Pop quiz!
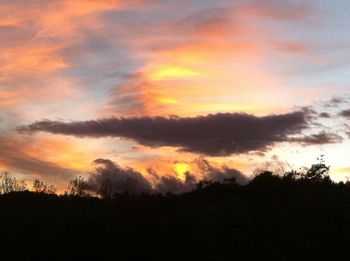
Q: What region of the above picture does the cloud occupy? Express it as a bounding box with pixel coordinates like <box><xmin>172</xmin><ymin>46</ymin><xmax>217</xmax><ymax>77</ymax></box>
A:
<box><xmin>319</xmin><ymin>112</ymin><xmax>331</xmax><ymax>118</ymax></box>
<box><xmin>148</xmin><ymin>168</ymin><xmax>197</xmax><ymax>194</ymax></box>
<box><xmin>339</xmin><ymin>109</ymin><xmax>350</xmax><ymax>118</ymax></box>
<box><xmin>324</xmin><ymin>96</ymin><xmax>347</xmax><ymax>108</ymax></box>
<box><xmin>18</xmin><ymin>110</ymin><xmax>310</xmax><ymax>156</ymax></box>
<box><xmin>88</xmin><ymin>158</ymin><xmax>247</xmax><ymax>195</ymax></box>
<box><xmin>0</xmin><ymin>128</ymin><xmax>100</xmax><ymax>191</ymax></box>
<box><xmin>195</xmin><ymin>158</ymin><xmax>248</xmax><ymax>185</ymax></box>
<box><xmin>290</xmin><ymin>132</ymin><xmax>343</xmax><ymax>145</ymax></box>
<box><xmin>148</xmin><ymin>158</ymin><xmax>247</xmax><ymax>194</ymax></box>
<box><xmin>0</xmin><ymin>0</ymin><xmax>143</xmax><ymax>109</ymax></box>
<box><xmin>237</xmin><ymin>0</ymin><xmax>315</xmax><ymax>22</ymax></box>
<box><xmin>1</xmin><ymin>152</ymin><xmax>76</xmax><ymax>179</ymax></box>
<box><xmin>0</xmin><ymin>136</ymin><xmax>80</xmax><ymax>188</ymax></box>
<box><xmin>104</xmin><ymin>0</ymin><xmax>317</xmax><ymax>117</ymax></box>
<box><xmin>88</xmin><ymin>158</ymin><xmax>196</xmax><ymax>195</ymax></box>
<box><xmin>89</xmin><ymin>158</ymin><xmax>152</xmax><ymax>195</ymax></box>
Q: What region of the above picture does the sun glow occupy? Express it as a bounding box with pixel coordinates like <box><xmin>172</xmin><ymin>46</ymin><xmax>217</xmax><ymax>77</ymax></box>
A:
<box><xmin>174</xmin><ymin>163</ymin><xmax>190</xmax><ymax>181</ymax></box>
<box><xmin>148</xmin><ymin>66</ymin><xmax>200</xmax><ymax>81</ymax></box>
<box><xmin>156</xmin><ymin>96</ymin><xmax>178</xmax><ymax>105</ymax></box>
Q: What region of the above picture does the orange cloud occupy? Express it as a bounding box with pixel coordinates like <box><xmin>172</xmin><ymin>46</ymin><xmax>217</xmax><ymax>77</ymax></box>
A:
<box><xmin>0</xmin><ymin>132</ymin><xmax>108</xmax><ymax>191</ymax></box>
<box><xmin>0</xmin><ymin>135</ymin><xmax>93</xmax><ymax>173</ymax></box>
<box><xmin>128</xmin><ymin>151</ymin><xmax>250</xmax><ymax>185</ymax></box>
<box><xmin>0</xmin><ymin>0</ymin><xmax>143</xmax><ymax>111</ymax></box>
<box><xmin>109</xmin><ymin>39</ymin><xmax>281</xmax><ymax>117</ymax></box>
<box><xmin>106</xmin><ymin>0</ymin><xmax>318</xmax><ymax>118</ymax></box>
<box><xmin>0</xmin><ymin>0</ymin><xmax>128</xmax><ymax>75</ymax></box>
<box><xmin>0</xmin><ymin>44</ymin><xmax>67</xmax><ymax>75</ymax></box>
<box><xmin>0</xmin><ymin>0</ymin><xmax>132</xmax><ymax>37</ymax></box>
<box><xmin>108</xmin><ymin>3</ymin><xmax>304</xmax><ymax>117</ymax></box>
<box><xmin>20</xmin><ymin>136</ymin><xmax>94</xmax><ymax>172</ymax></box>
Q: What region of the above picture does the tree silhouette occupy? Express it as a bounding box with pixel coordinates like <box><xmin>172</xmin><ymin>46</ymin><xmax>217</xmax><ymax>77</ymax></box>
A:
<box><xmin>303</xmin><ymin>155</ymin><xmax>330</xmax><ymax>181</ymax></box>
<box><xmin>32</xmin><ymin>178</ymin><xmax>57</xmax><ymax>194</ymax></box>
<box><xmin>66</xmin><ymin>176</ymin><xmax>94</xmax><ymax>197</ymax></box>
<box><xmin>0</xmin><ymin>172</ymin><xmax>27</xmax><ymax>194</ymax></box>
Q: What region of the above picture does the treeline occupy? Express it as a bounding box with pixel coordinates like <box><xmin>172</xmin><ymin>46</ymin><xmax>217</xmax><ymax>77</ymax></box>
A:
<box><xmin>1</xmin><ymin>158</ymin><xmax>350</xmax><ymax>259</ymax></box>
<box><xmin>0</xmin><ymin>156</ymin><xmax>332</xmax><ymax>197</ymax></box>
<box><xmin>0</xmin><ymin>172</ymin><xmax>57</xmax><ymax>195</ymax></box>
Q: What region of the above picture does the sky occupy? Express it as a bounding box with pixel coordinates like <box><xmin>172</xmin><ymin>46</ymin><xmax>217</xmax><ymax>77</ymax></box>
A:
<box><xmin>1</xmin><ymin>0</ymin><xmax>350</xmax><ymax>191</ymax></box>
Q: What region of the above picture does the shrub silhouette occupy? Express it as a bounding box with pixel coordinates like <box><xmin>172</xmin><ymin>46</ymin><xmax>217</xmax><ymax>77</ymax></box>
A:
<box><xmin>32</xmin><ymin>179</ymin><xmax>57</xmax><ymax>194</ymax></box>
<box><xmin>303</xmin><ymin>155</ymin><xmax>330</xmax><ymax>181</ymax></box>
<box><xmin>0</xmin><ymin>172</ymin><xmax>27</xmax><ymax>194</ymax></box>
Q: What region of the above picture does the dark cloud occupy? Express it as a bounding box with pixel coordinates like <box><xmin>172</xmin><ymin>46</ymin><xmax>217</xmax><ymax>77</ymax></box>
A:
<box><xmin>324</xmin><ymin>96</ymin><xmax>346</xmax><ymax>108</ymax></box>
<box><xmin>148</xmin><ymin>168</ymin><xmax>197</xmax><ymax>194</ymax></box>
<box><xmin>89</xmin><ymin>158</ymin><xmax>198</xmax><ymax>195</ymax></box>
<box><xmin>319</xmin><ymin>112</ymin><xmax>331</xmax><ymax>118</ymax></box>
<box><xmin>89</xmin><ymin>158</ymin><xmax>152</xmax><ymax>195</ymax></box>
<box><xmin>18</xmin><ymin>111</ymin><xmax>310</xmax><ymax>156</ymax></box>
<box><xmin>290</xmin><ymin>132</ymin><xmax>343</xmax><ymax>145</ymax></box>
<box><xmin>196</xmin><ymin>158</ymin><xmax>248</xmax><ymax>185</ymax></box>
<box><xmin>88</xmin><ymin>158</ymin><xmax>248</xmax><ymax>195</ymax></box>
<box><xmin>339</xmin><ymin>109</ymin><xmax>350</xmax><ymax>118</ymax></box>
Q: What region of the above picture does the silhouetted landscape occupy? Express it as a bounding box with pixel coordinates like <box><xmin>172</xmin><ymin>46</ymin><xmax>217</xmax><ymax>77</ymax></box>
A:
<box><xmin>1</xmin><ymin>158</ymin><xmax>350</xmax><ymax>260</ymax></box>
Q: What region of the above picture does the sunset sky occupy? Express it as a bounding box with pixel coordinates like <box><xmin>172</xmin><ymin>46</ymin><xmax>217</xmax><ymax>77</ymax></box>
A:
<box><xmin>1</xmin><ymin>0</ymin><xmax>350</xmax><ymax>190</ymax></box>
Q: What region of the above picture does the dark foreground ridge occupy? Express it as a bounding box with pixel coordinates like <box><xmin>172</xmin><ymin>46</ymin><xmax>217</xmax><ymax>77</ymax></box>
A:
<box><xmin>1</xmin><ymin>161</ymin><xmax>350</xmax><ymax>260</ymax></box>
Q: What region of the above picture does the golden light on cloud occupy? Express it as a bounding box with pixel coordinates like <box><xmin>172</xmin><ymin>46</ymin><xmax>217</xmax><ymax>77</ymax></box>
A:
<box><xmin>156</xmin><ymin>96</ymin><xmax>178</xmax><ymax>105</ymax></box>
<box><xmin>148</xmin><ymin>65</ymin><xmax>201</xmax><ymax>81</ymax></box>
<box><xmin>110</xmin><ymin>14</ymin><xmax>284</xmax><ymax>118</ymax></box>
<box><xmin>18</xmin><ymin>136</ymin><xmax>94</xmax><ymax>172</ymax></box>
<box><xmin>174</xmin><ymin>162</ymin><xmax>190</xmax><ymax>181</ymax></box>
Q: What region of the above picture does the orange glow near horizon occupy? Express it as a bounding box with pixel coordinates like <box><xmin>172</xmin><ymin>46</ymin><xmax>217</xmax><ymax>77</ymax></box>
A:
<box><xmin>0</xmin><ymin>135</ymin><xmax>100</xmax><ymax>178</ymax></box>
<box><xmin>174</xmin><ymin>163</ymin><xmax>190</xmax><ymax>181</ymax></box>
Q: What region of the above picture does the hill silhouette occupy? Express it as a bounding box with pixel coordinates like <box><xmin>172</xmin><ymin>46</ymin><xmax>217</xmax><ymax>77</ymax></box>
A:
<box><xmin>1</xmin><ymin>158</ymin><xmax>350</xmax><ymax>260</ymax></box>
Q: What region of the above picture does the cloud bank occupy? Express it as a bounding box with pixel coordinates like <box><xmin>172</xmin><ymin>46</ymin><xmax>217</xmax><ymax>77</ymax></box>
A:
<box><xmin>19</xmin><ymin>111</ymin><xmax>311</xmax><ymax>156</ymax></box>
<box><xmin>89</xmin><ymin>158</ymin><xmax>248</xmax><ymax>195</ymax></box>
